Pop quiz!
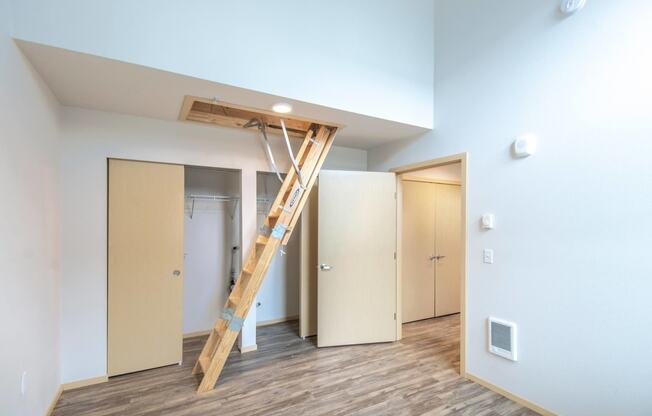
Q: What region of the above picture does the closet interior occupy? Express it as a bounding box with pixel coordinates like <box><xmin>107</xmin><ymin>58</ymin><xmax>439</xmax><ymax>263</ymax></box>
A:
<box><xmin>255</xmin><ymin>171</ymin><xmax>301</xmax><ymax>328</ymax></box>
<box><xmin>183</xmin><ymin>166</ymin><xmax>242</xmax><ymax>335</ymax></box>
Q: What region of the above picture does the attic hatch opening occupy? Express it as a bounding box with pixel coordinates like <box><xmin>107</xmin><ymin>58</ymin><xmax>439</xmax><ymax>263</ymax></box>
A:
<box><xmin>179</xmin><ymin>96</ymin><xmax>341</xmax><ymax>185</ymax></box>
<box><xmin>179</xmin><ymin>96</ymin><xmax>340</xmax><ymax>138</ymax></box>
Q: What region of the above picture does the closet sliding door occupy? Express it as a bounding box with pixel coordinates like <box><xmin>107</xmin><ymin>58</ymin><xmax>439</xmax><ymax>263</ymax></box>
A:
<box><xmin>402</xmin><ymin>179</ymin><xmax>461</xmax><ymax>323</ymax></box>
<box><xmin>401</xmin><ymin>181</ymin><xmax>436</xmax><ymax>323</ymax></box>
<box><xmin>108</xmin><ymin>159</ymin><xmax>184</xmax><ymax>376</ymax></box>
<box><xmin>434</xmin><ymin>183</ymin><xmax>461</xmax><ymax>317</ymax></box>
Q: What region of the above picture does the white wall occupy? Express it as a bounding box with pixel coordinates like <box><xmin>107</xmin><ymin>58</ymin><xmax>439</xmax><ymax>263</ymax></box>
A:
<box><xmin>183</xmin><ymin>168</ymin><xmax>240</xmax><ymax>334</ymax></box>
<box><xmin>369</xmin><ymin>1</ymin><xmax>652</xmax><ymax>415</ymax></box>
<box><xmin>59</xmin><ymin>106</ymin><xmax>366</xmax><ymax>383</ymax></box>
<box><xmin>0</xmin><ymin>0</ymin><xmax>61</xmax><ymax>413</ymax></box>
<box><xmin>10</xmin><ymin>0</ymin><xmax>434</xmax><ymax>129</ymax></box>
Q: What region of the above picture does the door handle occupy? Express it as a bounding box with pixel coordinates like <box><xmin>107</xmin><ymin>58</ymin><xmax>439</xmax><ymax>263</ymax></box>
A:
<box><xmin>172</xmin><ymin>270</ymin><xmax>182</xmax><ymax>277</ymax></box>
<box><xmin>429</xmin><ymin>255</ymin><xmax>446</xmax><ymax>261</ymax></box>
<box><xmin>318</xmin><ymin>264</ymin><xmax>333</xmax><ymax>271</ymax></box>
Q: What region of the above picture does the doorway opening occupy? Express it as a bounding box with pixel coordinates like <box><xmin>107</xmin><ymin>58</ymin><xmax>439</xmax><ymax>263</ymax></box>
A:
<box><xmin>392</xmin><ymin>154</ymin><xmax>468</xmax><ymax>375</ymax></box>
<box><xmin>183</xmin><ymin>166</ymin><xmax>242</xmax><ymax>339</ymax></box>
<box><xmin>255</xmin><ymin>171</ymin><xmax>302</xmax><ymax>336</ymax></box>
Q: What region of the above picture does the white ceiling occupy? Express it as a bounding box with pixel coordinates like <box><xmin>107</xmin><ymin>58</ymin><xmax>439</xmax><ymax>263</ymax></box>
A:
<box><xmin>17</xmin><ymin>40</ymin><xmax>429</xmax><ymax>149</ymax></box>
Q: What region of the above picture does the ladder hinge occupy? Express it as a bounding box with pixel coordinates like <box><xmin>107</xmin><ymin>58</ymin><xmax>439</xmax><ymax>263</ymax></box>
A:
<box><xmin>271</xmin><ymin>224</ymin><xmax>288</xmax><ymax>240</ymax></box>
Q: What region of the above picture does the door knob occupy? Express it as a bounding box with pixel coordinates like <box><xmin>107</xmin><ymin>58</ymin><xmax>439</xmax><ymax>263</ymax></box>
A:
<box><xmin>172</xmin><ymin>270</ymin><xmax>181</xmax><ymax>277</ymax></box>
<box><xmin>318</xmin><ymin>264</ymin><xmax>333</xmax><ymax>271</ymax></box>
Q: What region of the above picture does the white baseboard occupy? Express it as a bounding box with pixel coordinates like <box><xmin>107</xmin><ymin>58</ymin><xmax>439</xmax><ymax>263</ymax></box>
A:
<box><xmin>465</xmin><ymin>372</ymin><xmax>555</xmax><ymax>416</ymax></box>
<box><xmin>184</xmin><ymin>316</ymin><xmax>299</xmax><ymax>340</ymax></box>
<box><xmin>45</xmin><ymin>385</ymin><xmax>63</xmax><ymax>416</ymax></box>
<box><xmin>183</xmin><ymin>329</ymin><xmax>211</xmax><ymax>339</ymax></box>
<box><xmin>256</xmin><ymin>315</ymin><xmax>299</xmax><ymax>327</ymax></box>
<box><xmin>46</xmin><ymin>375</ymin><xmax>109</xmax><ymax>415</ymax></box>
<box><xmin>62</xmin><ymin>375</ymin><xmax>108</xmax><ymax>391</ymax></box>
<box><xmin>238</xmin><ymin>343</ymin><xmax>258</xmax><ymax>353</ymax></box>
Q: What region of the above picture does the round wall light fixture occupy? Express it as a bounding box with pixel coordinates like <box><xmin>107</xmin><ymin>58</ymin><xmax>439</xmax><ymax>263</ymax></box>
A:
<box><xmin>560</xmin><ymin>0</ymin><xmax>587</xmax><ymax>15</ymax></box>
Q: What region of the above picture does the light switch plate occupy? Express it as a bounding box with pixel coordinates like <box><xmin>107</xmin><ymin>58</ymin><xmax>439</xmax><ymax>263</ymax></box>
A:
<box><xmin>483</xmin><ymin>249</ymin><xmax>494</xmax><ymax>264</ymax></box>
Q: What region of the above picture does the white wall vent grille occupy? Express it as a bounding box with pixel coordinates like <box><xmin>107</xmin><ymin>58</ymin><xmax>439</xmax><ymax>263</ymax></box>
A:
<box><xmin>488</xmin><ymin>317</ymin><xmax>518</xmax><ymax>361</ymax></box>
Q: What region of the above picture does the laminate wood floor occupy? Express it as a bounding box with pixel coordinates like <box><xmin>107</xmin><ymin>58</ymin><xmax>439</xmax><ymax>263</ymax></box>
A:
<box><xmin>53</xmin><ymin>315</ymin><xmax>537</xmax><ymax>415</ymax></box>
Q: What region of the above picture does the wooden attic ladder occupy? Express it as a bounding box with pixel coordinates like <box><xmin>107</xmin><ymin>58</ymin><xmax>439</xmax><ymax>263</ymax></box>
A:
<box><xmin>190</xmin><ymin>108</ymin><xmax>338</xmax><ymax>393</ymax></box>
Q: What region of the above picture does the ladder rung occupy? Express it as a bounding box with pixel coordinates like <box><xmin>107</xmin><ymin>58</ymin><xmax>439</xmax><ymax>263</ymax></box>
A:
<box><xmin>201</xmin><ymin>328</ymin><xmax>222</xmax><ymax>364</ymax></box>
<box><xmin>266</xmin><ymin>209</ymin><xmax>280</xmax><ymax>226</ymax></box>
<box><xmin>256</xmin><ymin>235</ymin><xmax>269</xmax><ymax>245</ymax></box>
<box><xmin>229</xmin><ymin>292</ymin><xmax>241</xmax><ymax>304</ymax></box>
<box><xmin>267</xmin><ymin>216</ymin><xmax>278</xmax><ymax>228</ymax></box>
<box><xmin>210</xmin><ymin>326</ymin><xmax>224</xmax><ymax>342</ymax></box>
<box><xmin>198</xmin><ymin>356</ymin><xmax>210</xmax><ymax>373</ymax></box>
<box><xmin>225</xmin><ymin>297</ymin><xmax>239</xmax><ymax>311</ymax></box>
<box><xmin>229</xmin><ymin>271</ymin><xmax>251</xmax><ymax>303</ymax></box>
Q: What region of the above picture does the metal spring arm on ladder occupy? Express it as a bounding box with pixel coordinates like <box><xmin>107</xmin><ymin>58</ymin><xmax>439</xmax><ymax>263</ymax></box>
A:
<box><xmin>280</xmin><ymin>119</ymin><xmax>305</xmax><ymax>189</ymax></box>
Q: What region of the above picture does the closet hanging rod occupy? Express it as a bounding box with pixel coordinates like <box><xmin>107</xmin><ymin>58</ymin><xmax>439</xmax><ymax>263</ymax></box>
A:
<box><xmin>186</xmin><ymin>194</ymin><xmax>270</xmax><ymax>203</ymax></box>
<box><xmin>186</xmin><ymin>194</ymin><xmax>238</xmax><ymax>201</ymax></box>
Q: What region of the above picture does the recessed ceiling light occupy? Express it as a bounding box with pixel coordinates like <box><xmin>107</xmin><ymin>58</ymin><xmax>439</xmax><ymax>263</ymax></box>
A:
<box><xmin>272</xmin><ymin>103</ymin><xmax>292</xmax><ymax>114</ymax></box>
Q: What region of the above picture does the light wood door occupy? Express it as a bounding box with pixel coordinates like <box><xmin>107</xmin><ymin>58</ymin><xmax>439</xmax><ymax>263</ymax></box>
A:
<box><xmin>299</xmin><ymin>185</ymin><xmax>318</xmax><ymax>338</ymax></box>
<box><xmin>108</xmin><ymin>159</ymin><xmax>184</xmax><ymax>376</ymax></box>
<box><xmin>317</xmin><ymin>171</ymin><xmax>397</xmax><ymax>347</ymax></box>
<box><xmin>401</xmin><ymin>181</ymin><xmax>436</xmax><ymax>323</ymax></box>
<box><xmin>434</xmin><ymin>183</ymin><xmax>461</xmax><ymax>317</ymax></box>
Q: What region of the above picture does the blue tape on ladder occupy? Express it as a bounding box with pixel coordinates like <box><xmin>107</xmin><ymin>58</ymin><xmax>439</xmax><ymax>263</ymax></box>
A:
<box><xmin>271</xmin><ymin>224</ymin><xmax>287</xmax><ymax>240</ymax></box>
<box><xmin>228</xmin><ymin>316</ymin><xmax>245</xmax><ymax>332</ymax></box>
<box><xmin>222</xmin><ymin>308</ymin><xmax>234</xmax><ymax>321</ymax></box>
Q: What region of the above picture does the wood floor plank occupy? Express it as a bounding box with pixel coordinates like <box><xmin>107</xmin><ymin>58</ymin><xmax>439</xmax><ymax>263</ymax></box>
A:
<box><xmin>53</xmin><ymin>316</ymin><xmax>537</xmax><ymax>415</ymax></box>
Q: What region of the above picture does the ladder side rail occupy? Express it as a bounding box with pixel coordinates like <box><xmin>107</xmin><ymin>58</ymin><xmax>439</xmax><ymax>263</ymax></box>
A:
<box><xmin>281</xmin><ymin>128</ymin><xmax>338</xmax><ymax>245</ymax></box>
<box><xmin>264</xmin><ymin>129</ymin><xmax>315</xmax><ymax>228</ymax></box>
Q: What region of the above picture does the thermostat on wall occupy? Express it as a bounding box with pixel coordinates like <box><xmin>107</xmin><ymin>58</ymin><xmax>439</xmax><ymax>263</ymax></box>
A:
<box><xmin>512</xmin><ymin>134</ymin><xmax>537</xmax><ymax>158</ymax></box>
<box><xmin>481</xmin><ymin>213</ymin><xmax>495</xmax><ymax>230</ymax></box>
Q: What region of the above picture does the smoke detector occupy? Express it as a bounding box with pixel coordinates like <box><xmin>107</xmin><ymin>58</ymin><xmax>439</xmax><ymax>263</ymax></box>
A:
<box><xmin>560</xmin><ymin>0</ymin><xmax>586</xmax><ymax>15</ymax></box>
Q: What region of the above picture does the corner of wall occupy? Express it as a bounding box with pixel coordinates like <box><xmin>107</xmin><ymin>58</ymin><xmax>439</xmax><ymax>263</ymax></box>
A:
<box><xmin>1</xmin><ymin>7</ymin><xmax>63</xmax><ymax>414</ymax></box>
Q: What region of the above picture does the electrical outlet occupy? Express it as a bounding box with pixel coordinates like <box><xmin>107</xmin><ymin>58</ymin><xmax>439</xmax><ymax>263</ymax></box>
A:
<box><xmin>21</xmin><ymin>371</ymin><xmax>27</xmax><ymax>396</ymax></box>
<box><xmin>483</xmin><ymin>249</ymin><xmax>494</xmax><ymax>264</ymax></box>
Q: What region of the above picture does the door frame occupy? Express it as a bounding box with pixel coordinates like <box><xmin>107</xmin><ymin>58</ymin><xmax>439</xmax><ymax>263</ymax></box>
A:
<box><xmin>390</xmin><ymin>153</ymin><xmax>468</xmax><ymax>376</ymax></box>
